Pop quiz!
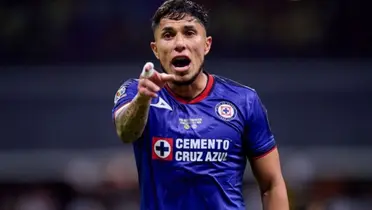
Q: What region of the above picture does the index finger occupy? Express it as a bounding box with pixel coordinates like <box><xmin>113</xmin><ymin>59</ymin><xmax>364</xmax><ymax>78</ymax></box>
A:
<box><xmin>159</xmin><ymin>73</ymin><xmax>176</xmax><ymax>82</ymax></box>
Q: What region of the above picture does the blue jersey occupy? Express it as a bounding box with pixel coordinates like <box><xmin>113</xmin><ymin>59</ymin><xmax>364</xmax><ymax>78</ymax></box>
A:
<box><xmin>112</xmin><ymin>73</ymin><xmax>276</xmax><ymax>210</ymax></box>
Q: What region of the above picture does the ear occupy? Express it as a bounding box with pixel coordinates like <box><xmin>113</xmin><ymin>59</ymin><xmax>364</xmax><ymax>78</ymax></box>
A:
<box><xmin>204</xmin><ymin>36</ymin><xmax>212</xmax><ymax>55</ymax></box>
<box><xmin>150</xmin><ymin>42</ymin><xmax>159</xmax><ymax>59</ymax></box>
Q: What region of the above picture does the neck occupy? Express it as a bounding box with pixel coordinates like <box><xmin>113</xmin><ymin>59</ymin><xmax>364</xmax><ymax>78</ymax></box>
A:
<box><xmin>167</xmin><ymin>72</ymin><xmax>208</xmax><ymax>100</ymax></box>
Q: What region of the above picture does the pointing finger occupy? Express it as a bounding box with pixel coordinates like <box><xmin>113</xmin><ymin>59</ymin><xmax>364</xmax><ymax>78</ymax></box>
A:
<box><xmin>159</xmin><ymin>73</ymin><xmax>176</xmax><ymax>82</ymax></box>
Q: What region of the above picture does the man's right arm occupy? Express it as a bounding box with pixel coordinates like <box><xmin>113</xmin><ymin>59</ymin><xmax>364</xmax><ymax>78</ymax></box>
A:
<box><xmin>114</xmin><ymin>95</ymin><xmax>151</xmax><ymax>143</ymax></box>
<box><xmin>112</xmin><ymin>62</ymin><xmax>175</xmax><ymax>143</ymax></box>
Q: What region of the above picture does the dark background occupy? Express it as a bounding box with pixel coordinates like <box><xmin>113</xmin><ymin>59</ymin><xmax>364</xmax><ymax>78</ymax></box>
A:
<box><xmin>0</xmin><ymin>0</ymin><xmax>371</xmax><ymax>209</ymax></box>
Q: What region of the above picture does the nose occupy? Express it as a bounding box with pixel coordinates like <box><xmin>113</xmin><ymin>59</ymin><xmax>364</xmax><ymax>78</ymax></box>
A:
<box><xmin>174</xmin><ymin>34</ymin><xmax>186</xmax><ymax>52</ymax></box>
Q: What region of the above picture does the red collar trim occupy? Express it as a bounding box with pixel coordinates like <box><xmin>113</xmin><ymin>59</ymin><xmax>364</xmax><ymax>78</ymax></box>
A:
<box><xmin>165</xmin><ymin>74</ymin><xmax>214</xmax><ymax>104</ymax></box>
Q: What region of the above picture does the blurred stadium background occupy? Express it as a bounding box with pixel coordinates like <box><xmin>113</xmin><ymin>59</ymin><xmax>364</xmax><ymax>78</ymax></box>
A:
<box><xmin>1</xmin><ymin>0</ymin><xmax>371</xmax><ymax>209</ymax></box>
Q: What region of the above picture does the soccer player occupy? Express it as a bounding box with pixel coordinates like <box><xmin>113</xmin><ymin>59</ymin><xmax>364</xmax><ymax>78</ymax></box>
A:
<box><xmin>112</xmin><ymin>0</ymin><xmax>289</xmax><ymax>209</ymax></box>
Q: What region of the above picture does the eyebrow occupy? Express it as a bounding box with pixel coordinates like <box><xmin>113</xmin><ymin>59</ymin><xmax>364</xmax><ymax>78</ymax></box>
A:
<box><xmin>183</xmin><ymin>25</ymin><xmax>196</xmax><ymax>30</ymax></box>
<box><xmin>161</xmin><ymin>25</ymin><xmax>196</xmax><ymax>32</ymax></box>
<box><xmin>161</xmin><ymin>27</ymin><xmax>174</xmax><ymax>32</ymax></box>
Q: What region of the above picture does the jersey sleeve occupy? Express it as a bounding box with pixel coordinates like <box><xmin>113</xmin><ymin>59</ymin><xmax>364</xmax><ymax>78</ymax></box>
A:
<box><xmin>244</xmin><ymin>91</ymin><xmax>276</xmax><ymax>159</ymax></box>
<box><xmin>111</xmin><ymin>79</ymin><xmax>139</xmax><ymax>122</ymax></box>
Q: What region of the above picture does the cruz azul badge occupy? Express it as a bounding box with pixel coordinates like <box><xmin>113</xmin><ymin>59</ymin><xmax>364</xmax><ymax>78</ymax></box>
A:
<box><xmin>215</xmin><ymin>101</ymin><xmax>237</xmax><ymax>121</ymax></box>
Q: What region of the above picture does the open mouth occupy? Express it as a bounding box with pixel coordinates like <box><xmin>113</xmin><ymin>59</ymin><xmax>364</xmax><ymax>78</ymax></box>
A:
<box><xmin>171</xmin><ymin>56</ymin><xmax>191</xmax><ymax>70</ymax></box>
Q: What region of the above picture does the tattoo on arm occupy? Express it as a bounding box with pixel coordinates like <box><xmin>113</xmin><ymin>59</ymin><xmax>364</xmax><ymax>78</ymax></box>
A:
<box><xmin>115</xmin><ymin>96</ymin><xmax>151</xmax><ymax>143</ymax></box>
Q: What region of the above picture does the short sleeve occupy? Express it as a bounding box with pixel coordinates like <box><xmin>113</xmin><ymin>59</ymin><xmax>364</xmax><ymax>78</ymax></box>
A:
<box><xmin>111</xmin><ymin>79</ymin><xmax>139</xmax><ymax>122</ymax></box>
<box><xmin>244</xmin><ymin>91</ymin><xmax>276</xmax><ymax>159</ymax></box>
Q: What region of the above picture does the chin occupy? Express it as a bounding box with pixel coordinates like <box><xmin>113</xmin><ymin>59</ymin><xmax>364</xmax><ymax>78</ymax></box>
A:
<box><xmin>172</xmin><ymin>79</ymin><xmax>194</xmax><ymax>86</ymax></box>
<box><xmin>172</xmin><ymin>71</ymin><xmax>201</xmax><ymax>86</ymax></box>
<box><xmin>172</xmin><ymin>70</ymin><xmax>188</xmax><ymax>77</ymax></box>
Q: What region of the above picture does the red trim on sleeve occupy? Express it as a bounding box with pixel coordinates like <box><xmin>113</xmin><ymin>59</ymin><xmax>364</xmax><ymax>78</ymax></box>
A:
<box><xmin>252</xmin><ymin>146</ymin><xmax>277</xmax><ymax>160</ymax></box>
<box><xmin>165</xmin><ymin>74</ymin><xmax>214</xmax><ymax>104</ymax></box>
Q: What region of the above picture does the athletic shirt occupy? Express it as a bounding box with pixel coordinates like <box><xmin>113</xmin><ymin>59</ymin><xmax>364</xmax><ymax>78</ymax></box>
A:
<box><xmin>112</xmin><ymin>73</ymin><xmax>276</xmax><ymax>210</ymax></box>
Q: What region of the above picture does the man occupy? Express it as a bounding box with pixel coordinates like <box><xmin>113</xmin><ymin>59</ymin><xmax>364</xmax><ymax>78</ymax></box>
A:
<box><xmin>112</xmin><ymin>0</ymin><xmax>289</xmax><ymax>209</ymax></box>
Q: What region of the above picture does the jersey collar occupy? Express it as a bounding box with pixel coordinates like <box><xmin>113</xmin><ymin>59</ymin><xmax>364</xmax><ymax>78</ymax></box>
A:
<box><xmin>165</xmin><ymin>72</ymin><xmax>215</xmax><ymax>104</ymax></box>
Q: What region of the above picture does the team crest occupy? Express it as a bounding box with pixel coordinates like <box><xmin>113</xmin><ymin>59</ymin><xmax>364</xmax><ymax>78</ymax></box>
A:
<box><xmin>152</xmin><ymin>137</ymin><xmax>173</xmax><ymax>161</ymax></box>
<box><xmin>215</xmin><ymin>102</ymin><xmax>237</xmax><ymax>121</ymax></box>
<box><xmin>114</xmin><ymin>85</ymin><xmax>127</xmax><ymax>104</ymax></box>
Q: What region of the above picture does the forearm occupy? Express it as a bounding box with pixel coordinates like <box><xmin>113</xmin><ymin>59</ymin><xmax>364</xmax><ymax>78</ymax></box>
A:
<box><xmin>262</xmin><ymin>182</ymin><xmax>289</xmax><ymax>210</ymax></box>
<box><xmin>115</xmin><ymin>95</ymin><xmax>151</xmax><ymax>143</ymax></box>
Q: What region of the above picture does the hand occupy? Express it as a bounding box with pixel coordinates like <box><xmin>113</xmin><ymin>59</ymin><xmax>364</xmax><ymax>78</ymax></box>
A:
<box><xmin>137</xmin><ymin>62</ymin><xmax>175</xmax><ymax>99</ymax></box>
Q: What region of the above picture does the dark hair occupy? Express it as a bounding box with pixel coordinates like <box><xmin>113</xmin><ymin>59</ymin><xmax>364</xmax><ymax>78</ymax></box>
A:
<box><xmin>151</xmin><ymin>0</ymin><xmax>209</xmax><ymax>31</ymax></box>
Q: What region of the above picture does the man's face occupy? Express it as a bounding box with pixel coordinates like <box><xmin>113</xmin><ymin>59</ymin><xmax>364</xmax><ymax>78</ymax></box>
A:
<box><xmin>151</xmin><ymin>14</ymin><xmax>212</xmax><ymax>85</ymax></box>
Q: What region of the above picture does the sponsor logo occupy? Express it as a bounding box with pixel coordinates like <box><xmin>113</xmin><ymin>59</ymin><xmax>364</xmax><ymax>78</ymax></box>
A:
<box><xmin>152</xmin><ymin>137</ymin><xmax>173</xmax><ymax>161</ymax></box>
<box><xmin>150</xmin><ymin>97</ymin><xmax>172</xmax><ymax>111</ymax></box>
<box><xmin>152</xmin><ymin>137</ymin><xmax>231</xmax><ymax>162</ymax></box>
